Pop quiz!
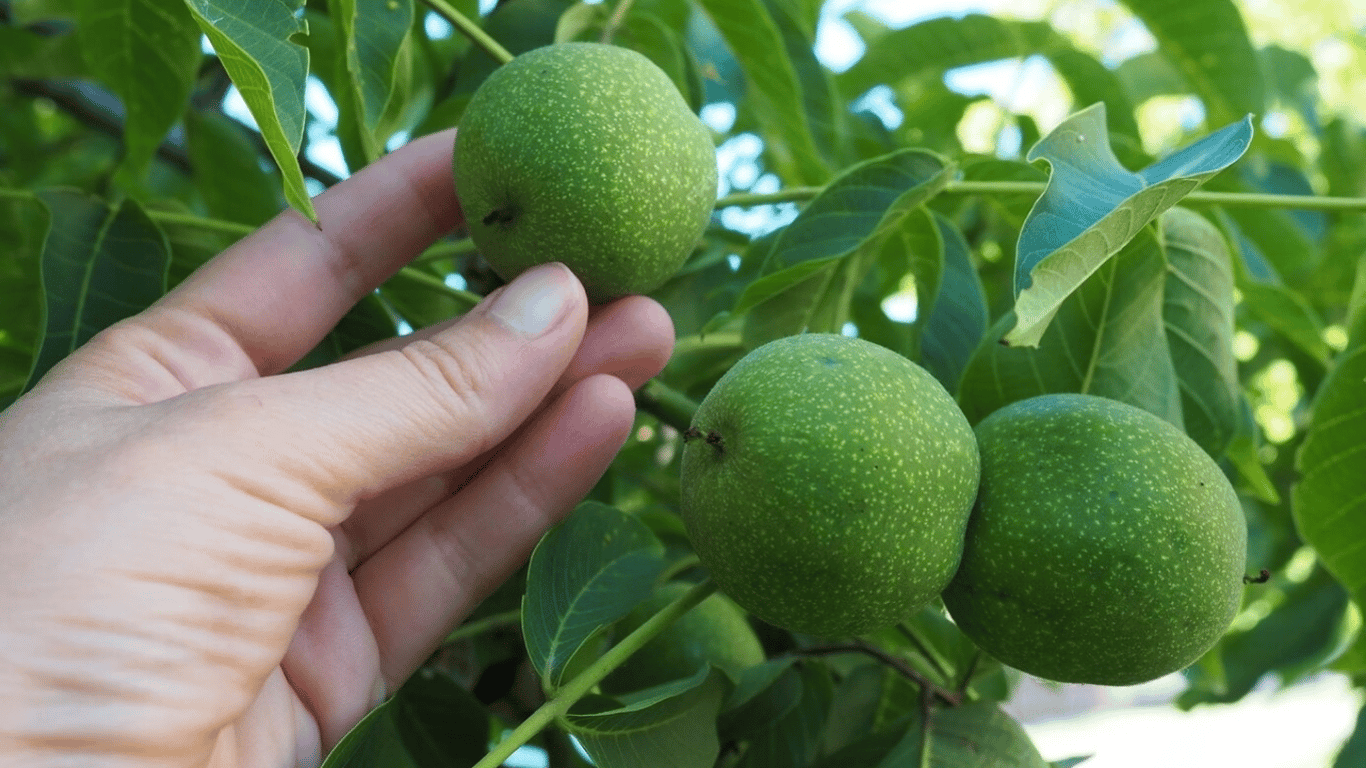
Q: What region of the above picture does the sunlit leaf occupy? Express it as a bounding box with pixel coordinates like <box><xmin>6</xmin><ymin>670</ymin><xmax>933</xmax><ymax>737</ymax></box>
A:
<box><xmin>523</xmin><ymin>502</ymin><xmax>667</xmax><ymax>689</ymax></box>
<box><xmin>1007</xmin><ymin>103</ymin><xmax>1251</xmax><ymax>347</ymax></box>
<box><xmin>959</xmin><ymin>229</ymin><xmax>1182</xmax><ymax>427</ymax></box>
<box><xmin>186</xmin><ymin>0</ymin><xmax>316</xmax><ymax>220</ymax></box>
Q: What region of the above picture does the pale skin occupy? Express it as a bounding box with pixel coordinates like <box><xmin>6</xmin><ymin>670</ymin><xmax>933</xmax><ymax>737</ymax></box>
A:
<box><xmin>0</xmin><ymin>128</ymin><xmax>676</xmax><ymax>766</ymax></box>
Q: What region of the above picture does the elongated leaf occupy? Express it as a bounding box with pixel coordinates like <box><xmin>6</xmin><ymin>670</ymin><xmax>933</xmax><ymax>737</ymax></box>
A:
<box><xmin>523</xmin><ymin>502</ymin><xmax>667</xmax><ymax>689</ymax></box>
<box><xmin>185</xmin><ymin>110</ymin><xmax>284</xmax><ymax>226</ymax></box>
<box><xmin>1118</xmin><ymin>0</ymin><xmax>1265</xmax><ymax>125</ymax></box>
<box><xmin>920</xmin><ymin>213</ymin><xmax>988</xmax><ymax>392</ymax></box>
<box><xmin>694</xmin><ymin>0</ymin><xmax>827</xmax><ymax>184</ymax></box>
<box><xmin>1160</xmin><ymin>207</ymin><xmax>1239</xmax><ymax>456</ymax></box>
<box><xmin>1007</xmin><ymin>103</ymin><xmax>1252</xmax><ymax>347</ymax></box>
<box><xmin>76</xmin><ymin>0</ymin><xmax>200</xmax><ymax>178</ymax></box>
<box><xmin>959</xmin><ymin>229</ymin><xmax>1182</xmax><ymax>427</ymax></box>
<box><xmin>25</xmin><ymin>192</ymin><xmax>170</xmax><ymax>393</ymax></box>
<box><xmin>763</xmin><ymin>0</ymin><xmax>847</xmax><ymax>168</ymax></box>
<box><xmin>186</xmin><ymin>0</ymin><xmax>316</xmax><ymax>221</ymax></box>
<box><xmin>1293</xmin><ymin>256</ymin><xmax>1366</xmax><ymax>633</ymax></box>
<box><xmin>566</xmin><ymin>669</ymin><xmax>726</xmax><ymax>768</ymax></box>
<box><xmin>330</xmin><ymin>0</ymin><xmax>413</xmax><ymax>163</ymax></box>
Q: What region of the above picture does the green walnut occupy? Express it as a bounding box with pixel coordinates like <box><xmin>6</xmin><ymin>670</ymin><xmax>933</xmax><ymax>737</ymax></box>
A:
<box><xmin>942</xmin><ymin>393</ymin><xmax>1248</xmax><ymax>686</ymax></box>
<box><xmin>453</xmin><ymin>42</ymin><xmax>717</xmax><ymax>303</ymax></box>
<box><xmin>601</xmin><ymin>581</ymin><xmax>766</xmax><ymax>693</ymax></box>
<box><xmin>680</xmin><ymin>334</ymin><xmax>981</xmax><ymax>638</ymax></box>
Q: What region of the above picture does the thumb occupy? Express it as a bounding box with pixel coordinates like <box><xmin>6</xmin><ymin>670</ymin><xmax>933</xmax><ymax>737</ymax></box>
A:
<box><xmin>203</xmin><ymin>262</ymin><xmax>589</xmax><ymax>522</ymax></box>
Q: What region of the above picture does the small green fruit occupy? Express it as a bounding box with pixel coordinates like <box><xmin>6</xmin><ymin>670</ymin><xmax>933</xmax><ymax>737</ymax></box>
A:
<box><xmin>453</xmin><ymin>42</ymin><xmax>717</xmax><ymax>303</ymax></box>
<box><xmin>942</xmin><ymin>393</ymin><xmax>1248</xmax><ymax>686</ymax></box>
<box><xmin>601</xmin><ymin>581</ymin><xmax>766</xmax><ymax>693</ymax></box>
<box><xmin>680</xmin><ymin>334</ymin><xmax>981</xmax><ymax>638</ymax></box>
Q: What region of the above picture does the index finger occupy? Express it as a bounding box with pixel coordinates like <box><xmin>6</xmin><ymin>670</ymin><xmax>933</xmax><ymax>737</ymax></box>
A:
<box><xmin>161</xmin><ymin>129</ymin><xmax>463</xmax><ymax>377</ymax></box>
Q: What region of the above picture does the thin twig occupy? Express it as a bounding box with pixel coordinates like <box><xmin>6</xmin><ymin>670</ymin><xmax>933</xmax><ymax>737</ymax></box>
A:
<box><xmin>792</xmin><ymin>642</ymin><xmax>962</xmax><ymax>706</ymax></box>
<box><xmin>423</xmin><ymin>0</ymin><xmax>514</xmax><ymax>65</ymax></box>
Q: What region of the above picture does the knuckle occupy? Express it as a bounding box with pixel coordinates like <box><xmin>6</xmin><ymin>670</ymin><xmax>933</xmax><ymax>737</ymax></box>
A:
<box><xmin>395</xmin><ymin>336</ymin><xmax>500</xmax><ymax>449</ymax></box>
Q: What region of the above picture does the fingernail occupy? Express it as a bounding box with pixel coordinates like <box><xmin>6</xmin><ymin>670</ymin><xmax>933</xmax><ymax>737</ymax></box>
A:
<box><xmin>489</xmin><ymin>263</ymin><xmax>574</xmax><ymax>337</ymax></box>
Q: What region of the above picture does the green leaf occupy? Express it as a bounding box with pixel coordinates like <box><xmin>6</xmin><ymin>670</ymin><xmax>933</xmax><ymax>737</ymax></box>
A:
<box><xmin>959</xmin><ymin>228</ymin><xmax>1183</xmax><ymax>427</ymax></box>
<box><xmin>1117</xmin><ymin>0</ymin><xmax>1265</xmax><ymax>125</ymax></box>
<box><xmin>1225</xmin><ymin>397</ymin><xmax>1280</xmax><ymax>504</ymax></box>
<box><xmin>762</xmin><ymin>0</ymin><xmax>848</xmax><ymax>168</ymax></box>
<box><xmin>523</xmin><ymin>501</ymin><xmax>668</xmax><ymax>689</ymax></box>
<box><xmin>1179</xmin><ymin>566</ymin><xmax>1350</xmax><ymax>706</ymax></box>
<box><xmin>25</xmin><ymin>192</ymin><xmax>170</xmax><ymax>393</ymax></box>
<box><xmin>812</xmin><ymin>700</ymin><xmax>1048</xmax><ymax>768</ymax></box>
<box><xmin>1007</xmin><ymin>103</ymin><xmax>1252</xmax><ymax>347</ymax></box>
<box><xmin>0</xmin><ymin>193</ymin><xmax>50</xmax><ymax>408</ymax></box>
<box><xmin>0</xmin><ymin>26</ymin><xmax>88</xmax><ymax>79</ymax></box>
<box><xmin>1237</xmin><ymin>281</ymin><xmax>1332</xmax><ymax>366</ymax></box>
<box><xmin>184</xmin><ymin>110</ymin><xmax>284</xmax><ymax>226</ymax></box>
<box><xmin>1160</xmin><ymin>207</ymin><xmax>1240</xmax><ymax>456</ymax></box>
<box><xmin>694</xmin><ymin>0</ymin><xmax>828</xmax><ymax>184</ymax></box>
<box><xmin>186</xmin><ymin>0</ymin><xmax>317</xmax><ymax>221</ymax></box>
<box><xmin>565</xmin><ymin>668</ymin><xmax>726</xmax><ymax>768</ymax></box>
<box><xmin>1115</xmin><ymin>51</ymin><xmax>1188</xmax><ymax>104</ymax></box>
<box><xmin>76</xmin><ymin>0</ymin><xmax>201</xmax><ymax>178</ymax></box>
<box><xmin>839</xmin><ymin>14</ymin><xmax>1140</xmax><ymax>147</ymax></box>
<box><xmin>735</xmin><ymin>149</ymin><xmax>953</xmax><ymax>314</ymax></box>
<box><xmin>1292</xmin><ymin>256</ymin><xmax>1366</xmax><ymax>632</ymax></box>
<box><xmin>321</xmin><ymin>667</ymin><xmax>493</xmax><ymax>767</ymax></box>
<box><xmin>726</xmin><ymin>662</ymin><xmax>833</xmax><ymax>768</ymax></box>
<box><xmin>920</xmin><ymin>213</ymin><xmax>988</xmax><ymax>393</ymax></box>
<box><xmin>330</xmin><ymin>0</ymin><xmax>414</xmax><ymax>163</ymax></box>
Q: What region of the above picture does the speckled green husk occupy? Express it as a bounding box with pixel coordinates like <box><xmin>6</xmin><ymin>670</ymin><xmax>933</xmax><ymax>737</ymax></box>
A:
<box><xmin>942</xmin><ymin>394</ymin><xmax>1248</xmax><ymax>686</ymax></box>
<box><xmin>680</xmin><ymin>334</ymin><xmax>981</xmax><ymax>638</ymax></box>
<box><xmin>600</xmin><ymin>582</ymin><xmax>767</xmax><ymax>693</ymax></box>
<box><xmin>453</xmin><ymin>42</ymin><xmax>717</xmax><ymax>303</ymax></box>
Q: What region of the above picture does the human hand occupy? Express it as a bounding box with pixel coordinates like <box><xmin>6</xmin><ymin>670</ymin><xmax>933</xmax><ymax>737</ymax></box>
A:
<box><xmin>0</xmin><ymin>129</ymin><xmax>674</xmax><ymax>767</ymax></box>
